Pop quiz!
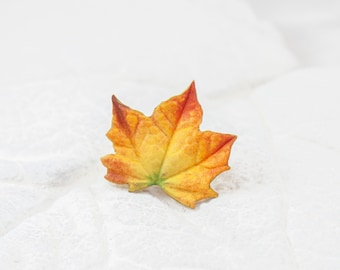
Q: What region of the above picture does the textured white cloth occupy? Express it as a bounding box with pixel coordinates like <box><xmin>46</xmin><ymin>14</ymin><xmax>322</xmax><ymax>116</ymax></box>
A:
<box><xmin>0</xmin><ymin>0</ymin><xmax>296</xmax><ymax>91</ymax></box>
<box><xmin>1</xmin><ymin>0</ymin><xmax>340</xmax><ymax>270</ymax></box>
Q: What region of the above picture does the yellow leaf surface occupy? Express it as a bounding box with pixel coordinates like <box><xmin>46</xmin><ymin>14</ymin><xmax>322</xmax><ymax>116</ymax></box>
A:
<box><xmin>101</xmin><ymin>82</ymin><xmax>237</xmax><ymax>208</ymax></box>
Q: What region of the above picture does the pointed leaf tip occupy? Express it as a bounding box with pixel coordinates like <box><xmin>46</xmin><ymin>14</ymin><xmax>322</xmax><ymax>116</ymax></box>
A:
<box><xmin>185</xmin><ymin>80</ymin><xmax>197</xmax><ymax>96</ymax></box>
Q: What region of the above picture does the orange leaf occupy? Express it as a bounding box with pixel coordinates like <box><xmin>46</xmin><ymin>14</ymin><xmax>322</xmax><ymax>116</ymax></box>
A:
<box><xmin>101</xmin><ymin>81</ymin><xmax>237</xmax><ymax>208</ymax></box>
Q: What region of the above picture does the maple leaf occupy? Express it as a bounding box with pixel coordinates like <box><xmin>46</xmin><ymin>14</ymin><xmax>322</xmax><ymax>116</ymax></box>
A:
<box><xmin>101</xmin><ymin>81</ymin><xmax>237</xmax><ymax>208</ymax></box>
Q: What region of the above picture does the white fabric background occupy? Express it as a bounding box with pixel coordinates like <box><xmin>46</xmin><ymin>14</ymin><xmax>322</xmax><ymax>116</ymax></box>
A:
<box><xmin>0</xmin><ymin>0</ymin><xmax>339</xmax><ymax>269</ymax></box>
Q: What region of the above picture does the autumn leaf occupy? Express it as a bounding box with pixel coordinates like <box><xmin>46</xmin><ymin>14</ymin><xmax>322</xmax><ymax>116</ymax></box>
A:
<box><xmin>101</xmin><ymin>81</ymin><xmax>237</xmax><ymax>208</ymax></box>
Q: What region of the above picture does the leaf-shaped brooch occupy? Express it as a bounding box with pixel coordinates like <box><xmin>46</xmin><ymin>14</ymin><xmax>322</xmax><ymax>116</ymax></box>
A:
<box><xmin>101</xmin><ymin>81</ymin><xmax>237</xmax><ymax>208</ymax></box>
